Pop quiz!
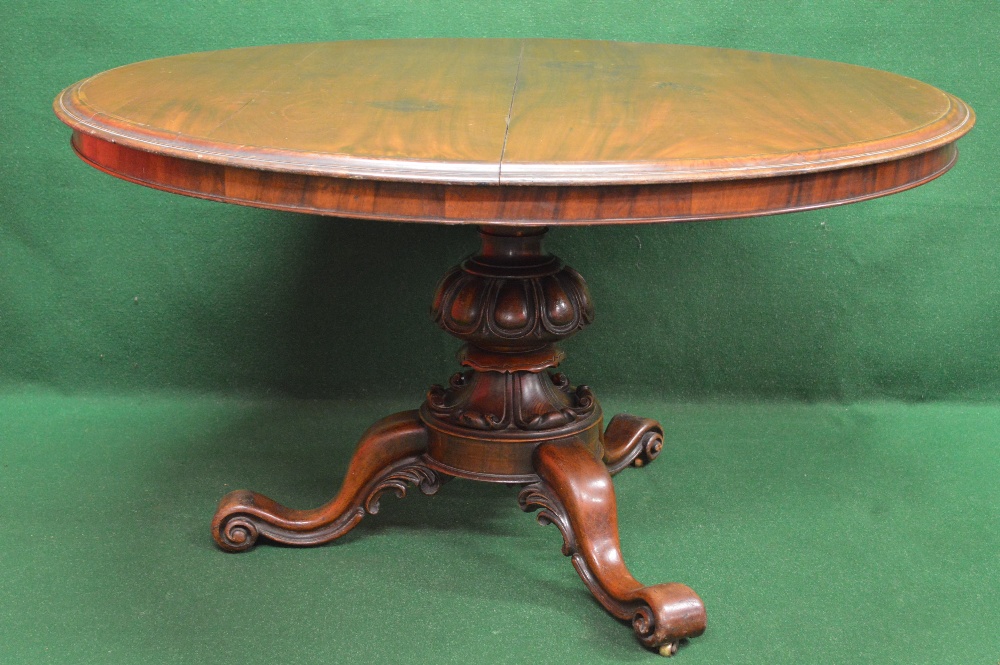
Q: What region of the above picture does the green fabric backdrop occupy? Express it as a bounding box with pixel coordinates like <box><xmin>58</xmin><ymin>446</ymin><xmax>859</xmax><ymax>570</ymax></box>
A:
<box><xmin>2</xmin><ymin>0</ymin><xmax>996</xmax><ymax>401</ymax></box>
<box><xmin>2</xmin><ymin>2</ymin><xmax>997</xmax><ymax>664</ymax></box>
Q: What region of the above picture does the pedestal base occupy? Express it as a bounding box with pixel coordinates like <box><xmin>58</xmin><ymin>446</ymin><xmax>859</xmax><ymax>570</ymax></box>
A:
<box><xmin>211</xmin><ymin>227</ymin><xmax>706</xmax><ymax>654</ymax></box>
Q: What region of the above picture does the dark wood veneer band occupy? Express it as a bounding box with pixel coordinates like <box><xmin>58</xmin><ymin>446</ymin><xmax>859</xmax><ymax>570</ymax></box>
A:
<box><xmin>72</xmin><ymin>131</ymin><xmax>958</xmax><ymax>225</ymax></box>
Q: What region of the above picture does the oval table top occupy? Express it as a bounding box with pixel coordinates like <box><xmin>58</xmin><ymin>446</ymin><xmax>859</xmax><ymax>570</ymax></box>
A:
<box><xmin>55</xmin><ymin>39</ymin><xmax>974</xmax><ymax>225</ymax></box>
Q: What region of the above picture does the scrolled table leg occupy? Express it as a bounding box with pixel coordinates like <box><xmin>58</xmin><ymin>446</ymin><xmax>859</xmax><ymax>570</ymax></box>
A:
<box><xmin>211</xmin><ymin>410</ymin><xmax>444</xmax><ymax>552</ymax></box>
<box><xmin>519</xmin><ymin>439</ymin><xmax>706</xmax><ymax>651</ymax></box>
<box><xmin>603</xmin><ymin>414</ymin><xmax>665</xmax><ymax>475</ymax></box>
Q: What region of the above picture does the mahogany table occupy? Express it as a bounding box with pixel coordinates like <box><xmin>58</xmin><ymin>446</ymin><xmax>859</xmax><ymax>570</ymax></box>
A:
<box><xmin>54</xmin><ymin>39</ymin><xmax>974</xmax><ymax>656</ymax></box>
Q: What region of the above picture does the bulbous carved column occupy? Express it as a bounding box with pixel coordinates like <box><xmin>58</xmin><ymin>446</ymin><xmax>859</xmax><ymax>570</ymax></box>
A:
<box><xmin>430</xmin><ymin>227</ymin><xmax>593</xmax><ymax>355</ymax></box>
<box><xmin>420</xmin><ymin>227</ymin><xmax>603</xmax><ymax>481</ymax></box>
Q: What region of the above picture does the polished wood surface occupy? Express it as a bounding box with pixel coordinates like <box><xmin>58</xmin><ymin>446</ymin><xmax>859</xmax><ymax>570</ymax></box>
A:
<box><xmin>58</xmin><ymin>40</ymin><xmax>522</xmax><ymax>183</ymax></box>
<box><xmin>55</xmin><ymin>39</ymin><xmax>974</xmax><ymax>224</ymax></box>
<box><xmin>503</xmin><ymin>40</ymin><xmax>971</xmax><ymax>184</ymax></box>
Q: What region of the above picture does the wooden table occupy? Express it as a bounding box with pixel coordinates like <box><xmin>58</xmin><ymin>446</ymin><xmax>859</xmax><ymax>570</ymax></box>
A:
<box><xmin>54</xmin><ymin>39</ymin><xmax>974</xmax><ymax>656</ymax></box>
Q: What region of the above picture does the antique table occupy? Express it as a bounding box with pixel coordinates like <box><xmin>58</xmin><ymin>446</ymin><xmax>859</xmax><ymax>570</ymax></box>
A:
<box><xmin>54</xmin><ymin>39</ymin><xmax>974</xmax><ymax>656</ymax></box>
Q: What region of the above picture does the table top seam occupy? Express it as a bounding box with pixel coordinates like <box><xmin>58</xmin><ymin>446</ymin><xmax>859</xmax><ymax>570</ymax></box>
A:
<box><xmin>498</xmin><ymin>40</ymin><xmax>525</xmax><ymax>185</ymax></box>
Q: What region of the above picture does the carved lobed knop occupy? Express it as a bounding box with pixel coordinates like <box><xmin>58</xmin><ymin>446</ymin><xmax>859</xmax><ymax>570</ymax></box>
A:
<box><xmin>431</xmin><ymin>258</ymin><xmax>594</xmax><ymax>351</ymax></box>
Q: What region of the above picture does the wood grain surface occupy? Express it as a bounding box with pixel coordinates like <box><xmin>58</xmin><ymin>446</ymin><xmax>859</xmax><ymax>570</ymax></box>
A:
<box><xmin>501</xmin><ymin>40</ymin><xmax>971</xmax><ymax>184</ymax></box>
<box><xmin>54</xmin><ymin>38</ymin><xmax>975</xmax><ymax>224</ymax></box>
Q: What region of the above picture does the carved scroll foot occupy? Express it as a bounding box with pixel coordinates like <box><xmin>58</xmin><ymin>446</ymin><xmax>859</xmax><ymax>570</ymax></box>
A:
<box><xmin>212</xmin><ymin>410</ymin><xmax>443</xmax><ymax>552</ymax></box>
<box><xmin>603</xmin><ymin>414</ymin><xmax>664</xmax><ymax>475</ymax></box>
<box><xmin>519</xmin><ymin>439</ymin><xmax>706</xmax><ymax>651</ymax></box>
